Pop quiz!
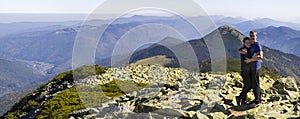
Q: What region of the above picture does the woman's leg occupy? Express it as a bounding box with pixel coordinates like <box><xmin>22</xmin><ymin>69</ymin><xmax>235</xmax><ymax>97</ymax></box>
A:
<box><xmin>237</xmin><ymin>70</ymin><xmax>251</xmax><ymax>105</ymax></box>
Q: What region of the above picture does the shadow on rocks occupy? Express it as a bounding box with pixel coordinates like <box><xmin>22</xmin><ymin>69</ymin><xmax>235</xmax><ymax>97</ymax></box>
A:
<box><xmin>228</xmin><ymin>104</ymin><xmax>255</xmax><ymax>111</ymax></box>
<box><xmin>187</xmin><ymin>103</ymin><xmax>230</xmax><ymax>115</ymax></box>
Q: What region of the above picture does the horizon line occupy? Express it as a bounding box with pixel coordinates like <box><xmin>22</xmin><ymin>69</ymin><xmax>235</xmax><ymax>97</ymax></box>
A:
<box><xmin>0</xmin><ymin>13</ymin><xmax>299</xmax><ymax>24</ymax></box>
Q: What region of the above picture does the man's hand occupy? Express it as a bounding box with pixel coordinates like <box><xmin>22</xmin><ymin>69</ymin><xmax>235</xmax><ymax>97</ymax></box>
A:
<box><xmin>244</xmin><ymin>58</ymin><xmax>251</xmax><ymax>64</ymax></box>
<box><xmin>252</xmin><ymin>52</ymin><xmax>263</xmax><ymax>60</ymax></box>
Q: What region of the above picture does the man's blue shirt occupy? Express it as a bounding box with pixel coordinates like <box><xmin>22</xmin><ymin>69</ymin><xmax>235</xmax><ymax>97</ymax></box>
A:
<box><xmin>249</xmin><ymin>42</ymin><xmax>262</xmax><ymax>70</ymax></box>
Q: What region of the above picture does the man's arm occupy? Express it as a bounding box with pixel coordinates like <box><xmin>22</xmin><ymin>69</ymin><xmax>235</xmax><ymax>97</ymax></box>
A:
<box><xmin>244</xmin><ymin>51</ymin><xmax>263</xmax><ymax>64</ymax></box>
<box><xmin>254</xmin><ymin>42</ymin><xmax>263</xmax><ymax>60</ymax></box>
<box><xmin>252</xmin><ymin>51</ymin><xmax>263</xmax><ymax>60</ymax></box>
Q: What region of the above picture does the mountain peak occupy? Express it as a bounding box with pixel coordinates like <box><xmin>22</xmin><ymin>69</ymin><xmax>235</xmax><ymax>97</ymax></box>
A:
<box><xmin>265</xmin><ymin>25</ymin><xmax>292</xmax><ymax>30</ymax></box>
<box><xmin>218</xmin><ymin>24</ymin><xmax>235</xmax><ymax>30</ymax></box>
<box><xmin>216</xmin><ymin>25</ymin><xmax>245</xmax><ymax>39</ymax></box>
<box><xmin>217</xmin><ymin>25</ymin><xmax>242</xmax><ymax>34</ymax></box>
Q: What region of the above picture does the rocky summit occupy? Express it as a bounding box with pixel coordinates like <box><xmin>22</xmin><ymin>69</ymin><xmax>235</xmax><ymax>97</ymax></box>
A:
<box><xmin>2</xmin><ymin>65</ymin><xmax>300</xmax><ymax>118</ymax></box>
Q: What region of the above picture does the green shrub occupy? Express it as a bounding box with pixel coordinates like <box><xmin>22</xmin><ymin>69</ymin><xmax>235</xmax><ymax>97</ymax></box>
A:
<box><xmin>37</xmin><ymin>87</ymin><xmax>85</xmax><ymax>119</ymax></box>
<box><xmin>23</xmin><ymin>100</ymin><xmax>39</xmax><ymax>112</ymax></box>
<box><xmin>260</xmin><ymin>66</ymin><xmax>283</xmax><ymax>79</ymax></box>
<box><xmin>35</xmin><ymin>79</ymin><xmax>150</xmax><ymax>119</ymax></box>
<box><xmin>3</xmin><ymin>64</ymin><xmax>151</xmax><ymax>118</ymax></box>
<box><xmin>3</xmin><ymin>65</ymin><xmax>107</xmax><ymax>119</ymax></box>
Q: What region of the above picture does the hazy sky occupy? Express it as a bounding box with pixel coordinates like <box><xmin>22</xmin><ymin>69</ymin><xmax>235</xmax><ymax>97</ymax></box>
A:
<box><xmin>1</xmin><ymin>0</ymin><xmax>300</xmax><ymax>23</ymax></box>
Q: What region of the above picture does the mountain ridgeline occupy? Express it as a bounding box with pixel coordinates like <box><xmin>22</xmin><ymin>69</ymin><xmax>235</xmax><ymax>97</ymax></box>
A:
<box><xmin>0</xmin><ymin>59</ymin><xmax>49</xmax><ymax>116</ymax></box>
<box><xmin>128</xmin><ymin>25</ymin><xmax>300</xmax><ymax>80</ymax></box>
<box><xmin>0</xmin><ymin>59</ymin><xmax>47</xmax><ymax>97</ymax></box>
<box><xmin>256</xmin><ymin>26</ymin><xmax>300</xmax><ymax>57</ymax></box>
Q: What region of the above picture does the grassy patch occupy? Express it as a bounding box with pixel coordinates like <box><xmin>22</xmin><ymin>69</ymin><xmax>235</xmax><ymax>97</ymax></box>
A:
<box><xmin>100</xmin><ymin>80</ymin><xmax>150</xmax><ymax>96</ymax></box>
<box><xmin>199</xmin><ymin>59</ymin><xmax>240</xmax><ymax>73</ymax></box>
<box><xmin>3</xmin><ymin>65</ymin><xmax>107</xmax><ymax>119</ymax></box>
<box><xmin>226</xmin><ymin>58</ymin><xmax>241</xmax><ymax>72</ymax></box>
<box><xmin>4</xmin><ymin>80</ymin><xmax>150</xmax><ymax>119</ymax></box>
<box><xmin>53</xmin><ymin>65</ymin><xmax>106</xmax><ymax>81</ymax></box>
<box><xmin>36</xmin><ymin>80</ymin><xmax>150</xmax><ymax>119</ymax></box>
<box><xmin>37</xmin><ymin>87</ymin><xmax>85</xmax><ymax>119</ymax></box>
<box><xmin>260</xmin><ymin>66</ymin><xmax>283</xmax><ymax>79</ymax></box>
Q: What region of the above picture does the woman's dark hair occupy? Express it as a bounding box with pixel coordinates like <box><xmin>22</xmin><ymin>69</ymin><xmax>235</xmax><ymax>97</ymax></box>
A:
<box><xmin>243</xmin><ymin>37</ymin><xmax>250</xmax><ymax>43</ymax></box>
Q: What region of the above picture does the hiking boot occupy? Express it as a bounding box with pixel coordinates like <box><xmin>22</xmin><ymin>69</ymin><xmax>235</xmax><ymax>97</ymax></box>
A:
<box><xmin>236</xmin><ymin>96</ymin><xmax>241</xmax><ymax>106</ymax></box>
<box><xmin>249</xmin><ymin>103</ymin><xmax>260</xmax><ymax>108</ymax></box>
<box><xmin>248</xmin><ymin>100</ymin><xmax>260</xmax><ymax>108</ymax></box>
<box><xmin>241</xmin><ymin>101</ymin><xmax>247</xmax><ymax>105</ymax></box>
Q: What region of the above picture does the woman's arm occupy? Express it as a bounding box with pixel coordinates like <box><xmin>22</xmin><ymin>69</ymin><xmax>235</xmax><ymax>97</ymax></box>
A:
<box><xmin>238</xmin><ymin>48</ymin><xmax>248</xmax><ymax>55</ymax></box>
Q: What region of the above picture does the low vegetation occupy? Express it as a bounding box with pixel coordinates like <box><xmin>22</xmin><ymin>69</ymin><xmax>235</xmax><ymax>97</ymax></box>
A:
<box><xmin>53</xmin><ymin>65</ymin><xmax>106</xmax><ymax>81</ymax></box>
<box><xmin>36</xmin><ymin>87</ymin><xmax>85</xmax><ymax>119</ymax></box>
<box><xmin>3</xmin><ymin>65</ymin><xmax>150</xmax><ymax>119</ymax></box>
<box><xmin>35</xmin><ymin>80</ymin><xmax>149</xmax><ymax>119</ymax></box>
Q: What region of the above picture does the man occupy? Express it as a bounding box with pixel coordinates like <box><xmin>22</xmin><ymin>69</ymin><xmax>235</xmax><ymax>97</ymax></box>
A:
<box><xmin>245</xmin><ymin>30</ymin><xmax>263</xmax><ymax>106</ymax></box>
<box><xmin>236</xmin><ymin>37</ymin><xmax>252</xmax><ymax>105</ymax></box>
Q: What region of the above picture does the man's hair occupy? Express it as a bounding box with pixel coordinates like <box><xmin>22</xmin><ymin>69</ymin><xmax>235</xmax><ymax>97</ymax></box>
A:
<box><xmin>250</xmin><ymin>30</ymin><xmax>257</xmax><ymax>35</ymax></box>
<box><xmin>243</xmin><ymin>37</ymin><xmax>250</xmax><ymax>43</ymax></box>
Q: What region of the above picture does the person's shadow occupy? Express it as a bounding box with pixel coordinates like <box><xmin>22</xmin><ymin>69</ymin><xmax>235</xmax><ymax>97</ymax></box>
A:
<box><xmin>187</xmin><ymin>102</ymin><xmax>257</xmax><ymax>118</ymax></box>
<box><xmin>226</xmin><ymin>105</ymin><xmax>257</xmax><ymax>118</ymax></box>
<box><xmin>229</xmin><ymin>104</ymin><xmax>255</xmax><ymax>111</ymax></box>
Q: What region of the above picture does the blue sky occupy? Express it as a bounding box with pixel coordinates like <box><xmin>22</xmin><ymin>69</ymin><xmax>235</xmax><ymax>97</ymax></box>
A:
<box><xmin>1</xmin><ymin>0</ymin><xmax>300</xmax><ymax>23</ymax></box>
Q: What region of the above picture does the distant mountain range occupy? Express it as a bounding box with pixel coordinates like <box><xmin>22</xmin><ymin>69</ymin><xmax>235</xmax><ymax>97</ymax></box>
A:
<box><xmin>0</xmin><ymin>21</ymin><xmax>81</xmax><ymax>37</ymax></box>
<box><xmin>213</xmin><ymin>17</ymin><xmax>300</xmax><ymax>34</ymax></box>
<box><xmin>0</xmin><ymin>27</ymin><xmax>77</xmax><ymax>65</ymax></box>
<box><xmin>1</xmin><ymin>15</ymin><xmax>300</xmax><ymax>65</ymax></box>
<box><xmin>256</xmin><ymin>26</ymin><xmax>300</xmax><ymax>57</ymax></box>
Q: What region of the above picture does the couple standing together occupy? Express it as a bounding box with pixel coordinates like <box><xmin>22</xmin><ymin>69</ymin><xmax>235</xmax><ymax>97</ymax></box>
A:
<box><xmin>236</xmin><ymin>30</ymin><xmax>263</xmax><ymax>106</ymax></box>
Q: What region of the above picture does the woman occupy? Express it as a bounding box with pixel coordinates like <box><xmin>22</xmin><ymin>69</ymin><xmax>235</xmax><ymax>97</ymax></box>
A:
<box><xmin>236</xmin><ymin>37</ymin><xmax>252</xmax><ymax>105</ymax></box>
